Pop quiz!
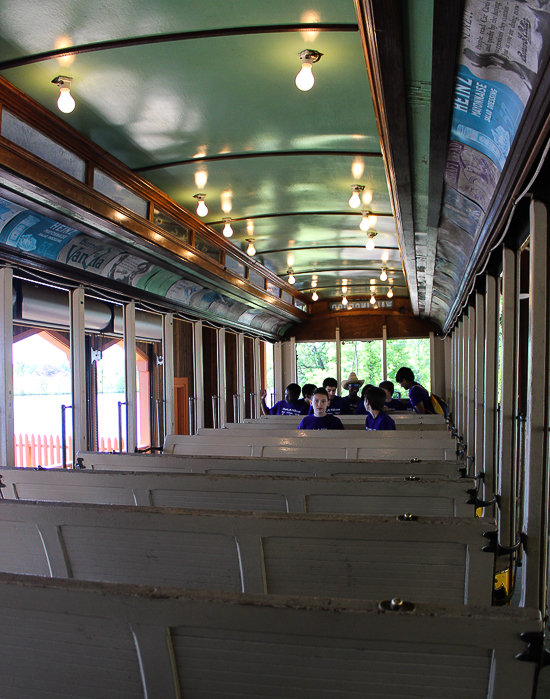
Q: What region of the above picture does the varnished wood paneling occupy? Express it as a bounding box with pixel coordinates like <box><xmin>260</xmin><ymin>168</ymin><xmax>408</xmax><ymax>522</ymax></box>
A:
<box><xmin>244</xmin><ymin>337</ymin><xmax>254</xmax><ymax>419</ymax></box>
<box><xmin>173</xmin><ymin>319</ymin><xmax>194</xmax><ymax>395</ymax></box>
<box><xmin>202</xmin><ymin>327</ymin><xmax>218</xmax><ymax>429</ymax></box>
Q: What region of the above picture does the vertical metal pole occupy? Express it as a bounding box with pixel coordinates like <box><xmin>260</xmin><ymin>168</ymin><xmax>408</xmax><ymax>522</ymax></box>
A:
<box><xmin>217</xmin><ymin>328</ymin><xmax>227</xmax><ymax>427</ymax></box>
<box><xmin>117</xmin><ymin>401</ymin><xmax>124</xmax><ymax>453</ymax></box>
<box><xmin>273</xmin><ymin>341</ymin><xmax>283</xmax><ymax>404</ymax></box>
<box><xmin>162</xmin><ymin>313</ymin><xmax>175</xmax><ymax>439</ymax></box>
<box><xmin>193</xmin><ymin>321</ymin><xmax>204</xmax><ymax>431</ymax></box>
<box><xmin>454</xmin><ymin>326</ymin><xmax>460</xmax><ymax>427</ymax></box>
<box><xmin>335</xmin><ymin>326</ymin><xmax>341</xmax><ymax>393</ymax></box>
<box><xmin>484</xmin><ymin>274</ymin><xmax>499</xmax><ymax>500</ymax></box>
<box><xmin>467</xmin><ymin>304</ymin><xmax>476</xmax><ymax>465</ymax></box>
<box><xmin>474</xmin><ymin>292</ymin><xmax>485</xmax><ymax>480</ymax></box>
<box><xmin>450</xmin><ymin>328</ymin><xmax>456</xmax><ymax>424</ymax></box>
<box><xmin>0</xmin><ymin>268</ymin><xmax>14</xmax><ymax>468</ymax></box>
<box><xmin>236</xmin><ymin>333</ymin><xmax>245</xmax><ymax>423</ymax></box>
<box><xmin>124</xmin><ymin>301</ymin><xmax>137</xmax><ymax>453</ymax></box>
<box><xmin>499</xmin><ymin>247</ymin><xmax>519</xmax><ymax>548</ymax></box>
<box><xmin>70</xmin><ymin>287</ymin><xmax>87</xmax><ymax>463</ymax></box>
<box><xmin>382</xmin><ymin>325</ymin><xmax>387</xmax><ymax>380</ymax></box>
<box><xmin>521</xmin><ymin>200</ymin><xmax>549</xmax><ymax>610</ymax></box>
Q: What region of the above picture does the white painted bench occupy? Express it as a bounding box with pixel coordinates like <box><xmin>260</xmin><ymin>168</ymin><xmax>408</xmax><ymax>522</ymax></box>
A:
<box><xmin>250</xmin><ymin>413</ymin><xmax>447</xmax><ymax>424</ymax></box>
<box><xmin>163</xmin><ymin>435</ymin><xmax>456</xmax><ymax>461</ymax></box>
<box><xmin>198</xmin><ymin>427</ymin><xmax>454</xmax><ymax>442</ymax></box>
<box><xmin>0</xmin><ymin>500</ymin><xmax>494</xmax><ymax>604</ymax></box>
<box><xmin>76</xmin><ymin>451</ymin><xmax>465</xmax><ymax>479</ymax></box>
<box><xmin>226</xmin><ymin>419</ymin><xmax>448</xmax><ymax>431</ymax></box>
<box><xmin>0</xmin><ymin>468</ymin><xmax>476</xmax><ymax>516</ymax></box>
<box><xmin>0</xmin><ymin>572</ymin><xmax>540</xmax><ymax>699</ymax></box>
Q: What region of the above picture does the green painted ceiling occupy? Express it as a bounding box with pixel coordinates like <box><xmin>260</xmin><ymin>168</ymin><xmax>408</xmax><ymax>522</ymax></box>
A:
<box><xmin>0</xmin><ymin>0</ymin><xmax>438</xmax><ymax>306</ymax></box>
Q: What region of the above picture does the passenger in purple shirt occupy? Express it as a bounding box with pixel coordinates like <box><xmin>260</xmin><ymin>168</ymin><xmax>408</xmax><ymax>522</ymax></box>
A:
<box><xmin>364</xmin><ymin>386</ymin><xmax>396</xmax><ymax>430</ymax></box>
<box><xmin>341</xmin><ymin>372</ymin><xmax>364</xmax><ymax>414</ymax></box>
<box><xmin>379</xmin><ymin>380</ymin><xmax>408</xmax><ymax>411</ymax></box>
<box><xmin>260</xmin><ymin>383</ymin><xmax>309</xmax><ymax>416</ymax></box>
<box><xmin>298</xmin><ymin>387</ymin><xmax>344</xmax><ymax>430</ymax></box>
<box><xmin>395</xmin><ymin>367</ymin><xmax>434</xmax><ymax>414</ymax></box>
<box><xmin>308</xmin><ymin>377</ymin><xmax>346</xmax><ymax>415</ymax></box>
<box><xmin>355</xmin><ymin>384</ymin><xmax>375</xmax><ymax>415</ymax></box>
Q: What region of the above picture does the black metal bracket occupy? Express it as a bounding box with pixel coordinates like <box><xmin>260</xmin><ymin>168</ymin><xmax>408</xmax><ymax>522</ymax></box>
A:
<box><xmin>73</xmin><ymin>457</ymin><xmax>86</xmax><ymax>470</ymax></box>
<box><xmin>482</xmin><ymin>530</ymin><xmax>522</xmax><ymax>556</ymax></box>
<box><xmin>379</xmin><ymin>598</ymin><xmax>416</xmax><ymax>612</ymax></box>
<box><xmin>516</xmin><ymin>631</ymin><xmax>545</xmax><ymax>663</ymax></box>
<box><xmin>466</xmin><ymin>489</ymin><xmax>497</xmax><ymax>508</ymax></box>
<box><xmin>134</xmin><ymin>446</ymin><xmax>163</xmax><ymax>453</ymax></box>
<box><xmin>0</xmin><ymin>474</ymin><xmax>4</xmax><ymax>499</ymax></box>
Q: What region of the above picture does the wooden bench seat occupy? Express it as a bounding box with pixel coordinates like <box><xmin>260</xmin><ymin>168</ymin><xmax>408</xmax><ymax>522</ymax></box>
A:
<box><xmin>226</xmin><ymin>419</ymin><xmax>448</xmax><ymax>431</ymax></box>
<box><xmin>76</xmin><ymin>450</ymin><xmax>465</xmax><ymax>478</ymax></box>
<box><xmin>0</xmin><ymin>572</ymin><xmax>540</xmax><ymax>699</ymax></box>
<box><xmin>197</xmin><ymin>427</ymin><xmax>454</xmax><ymax>442</ymax></box>
<box><xmin>0</xmin><ymin>499</ymin><xmax>494</xmax><ymax>605</ymax></box>
<box><xmin>248</xmin><ymin>413</ymin><xmax>447</xmax><ymax>424</ymax></box>
<box><xmin>0</xmin><ymin>468</ymin><xmax>476</xmax><ymax>516</ymax></box>
<box><xmin>163</xmin><ymin>435</ymin><xmax>456</xmax><ymax>461</ymax></box>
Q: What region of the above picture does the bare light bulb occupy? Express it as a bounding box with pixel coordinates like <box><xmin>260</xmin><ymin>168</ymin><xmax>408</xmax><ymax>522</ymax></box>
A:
<box><xmin>342</xmin><ymin>296</ymin><xmax>348</xmax><ymax>306</ymax></box>
<box><xmin>370</xmin><ymin>295</ymin><xmax>376</xmax><ymax>305</ymax></box>
<box><xmin>366</xmin><ymin>235</ymin><xmax>375</xmax><ymax>251</ymax></box>
<box><xmin>359</xmin><ymin>212</ymin><xmax>370</xmax><ymax>232</ymax></box>
<box><xmin>312</xmin><ymin>291</ymin><xmax>319</xmax><ymax>301</ymax></box>
<box><xmin>288</xmin><ymin>271</ymin><xmax>296</xmax><ymax>285</ymax></box>
<box><xmin>387</xmin><ymin>288</ymin><xmax>394</xmax><ymax>298</ymax></box>
<box><xmin>342</xmin><ymin>285</ymin><xmax>348</xmax><ymax>294</ymax></box>
<box><xmin>349</xmin><ymin>187</ymin><xmax>363</xmax><ymax>209</ymax></box>
<box><xmin>194</xmin><ymin>194</ymin><xmax>208</xmax><ymax>217</ymax></box>
<box><xmin>57</xmin><ymin>86</ymin><xmax>75</xmax><ymax>113</ymax></box>
<box><xmin>296</xmin><ymin>61</ymin><xmax>314</xmax><ymax>91</ymax></box>
<box><xmin>380</xmin><ymin>269</ymin><xmax>388</xmax><ymax>281</ymax></box>
<box><xmin>246</xmin><ymin>240</ymin><xmax>256</xmax><ymax>256</ymax></box>
<box><xmin>222</xmin><ymin>219</ymin><xmax>233</xmax><ymax>238</ymax></box>
<box><xmin>311</xmin><ymin>280</ymin><xmax>317</xmax><ymax>288</ymax></box>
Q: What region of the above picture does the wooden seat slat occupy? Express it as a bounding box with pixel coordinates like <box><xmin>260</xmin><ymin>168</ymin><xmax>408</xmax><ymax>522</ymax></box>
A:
<box><xmin>0</xmin><ymin>468</ymin><xmax>475</xmax><ymax>517</ymax></box>
<box><xmin>0</xmin><ymin>500</ymin><xmax>493</xmax><ymax>605</ymax></box>
<box><xmin>0</xmin><ymin>573</ymin><xmax>540</xmax><ymax>699</ymax></box>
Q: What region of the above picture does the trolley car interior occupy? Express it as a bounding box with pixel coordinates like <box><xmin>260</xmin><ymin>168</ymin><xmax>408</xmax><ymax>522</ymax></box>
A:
<box><xmin>0</xmin><ymin>1</ymin><xmax>549</xmax><ymax>697</ymax></box>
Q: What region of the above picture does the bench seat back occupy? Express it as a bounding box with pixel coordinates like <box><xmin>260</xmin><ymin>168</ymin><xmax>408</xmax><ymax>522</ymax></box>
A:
<box><xmin>0</xmin><ymin>468</ymin><xmax>476</xmax><ymax>517</ymax></box>
<box><xmin>0</xmin><ymin>500</ymin><xmax>494</xmax><ymax>605</ymax></box>
<box><xmin>0</xmin><ymin>573</ymin><xmax>540</xmax><ymax>699</ymax></box>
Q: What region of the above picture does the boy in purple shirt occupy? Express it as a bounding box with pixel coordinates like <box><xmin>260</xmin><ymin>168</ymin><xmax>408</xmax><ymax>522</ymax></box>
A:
<box><xmin>355</xmin><ymin>384</ymin><xmax>374</xmax><ymax>415</ymax></box>
<box><xmin>364</xmin><ymin>386</ymin><xmax>396</xmax><ymax>430</ymax></box>
<box><xmin>379</xmin><ymin>380</ymin><xmax>408</xmax><ymax>411</ymax></box>
<box><xmin>260</xmin><ymin>383</ymin><xmax>309</xmax><ymax>416</ymax></box>
<box><xmin>298</xmin><ymin>387</ymin><xmax>344</xmax><ymax>430</ymax></box>
<box><xmin>395</xmin><ymin>367</ymin><xmax>434</xmax><ymax>414</ymax></box>
<box><xmin>308</xmin><ymin>377</ymin><xmax>346</xmax><ymax>415</ymax></box>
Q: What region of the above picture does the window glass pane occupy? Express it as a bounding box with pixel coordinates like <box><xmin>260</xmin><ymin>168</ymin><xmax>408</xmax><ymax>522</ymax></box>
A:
<box><xmin>13</xmin><ymin>328</ymin><xmax>73</xmax><ymax>467</ymax></box>
<box><xmin>341</xmin><ymin>340</ymin><xmax>383</xmax><ymax>386</ymax></box>
<box><xmin>264</xmin><ymin>342</ymin><xmax>275</xmax><ymax>407</ymax></box>
<box><xmin>96</xmin><ymin>340</ymin><xmax>127</xmax><ymax>452</ymax></box>
<box><xmin>153</xmin><ymin>209</ymin><xmax>191</xmax><ymax>243</ymax></box>
<box><xmin>2</xmin><ymin>111</ymin><xmax>85</xmax><ymax>181</ymax></box>
<box><xmin>225</xmin><ymin>254</ymin><xmax>245</xmax><ymax>277</ymax></box>
<box><xmin>281</xmin><ymin>291</ymin><xmax>293</xmax><ymax>305</ymax></box>
<box><xmin>296</xmin><ymin>341</ymin><xmax>337</xmax><ymax>388</ymax></box>
<box><xmin>94</xmin><ymin>170</ymin><xmax>147</xmax><ymax>218</ymax></box>
<box><xmin>266</xmin><ymin>281</ymin><xmax>280</xmax><ymax>297</ymax></box>
<box><xmin>248</xmin><ymin>268</ymin><xmax>264</xmax><ymax>288</ymax></box>
<box><xmin>195</xmin><ymin>234</ymin><xmax>221</xmax><ymax>263</ymax></box>
<box><xmin>387</xmin><ymin>338</ymin><xmax>431</xmax><ymax>394</ymax></box>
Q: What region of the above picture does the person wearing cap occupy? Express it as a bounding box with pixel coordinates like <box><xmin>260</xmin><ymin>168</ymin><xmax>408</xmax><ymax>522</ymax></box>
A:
<box><xmin>342</xmin><ymin>372</ymin><xmax>364</xmax><ymax>414</ymax></box>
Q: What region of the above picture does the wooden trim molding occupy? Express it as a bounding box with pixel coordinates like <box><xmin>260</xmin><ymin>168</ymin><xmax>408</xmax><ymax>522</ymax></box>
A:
<box><xmin>354</xmin><ymin>0</ymin><xmax>419</xmax><ymax>313</ymax></box>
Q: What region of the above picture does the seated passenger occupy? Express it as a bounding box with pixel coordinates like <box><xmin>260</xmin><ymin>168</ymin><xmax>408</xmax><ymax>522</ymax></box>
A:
<box><xmin>355</xmin><ymin>384</ymin><xmax>375</xmax><ymax>415</ymax></box>
<box><xmin>308</xmin><ymin>377</ymin><xmax>346</xmax><ymax>415</ymax></box>
<box><xmin>298</xmin><ymin>387</ymin><xmax>345</xmax><ymax>430</ymax></box>
<box><xmin>301</xmin><ymin>383</ymin><xmax>316</xmax><ymax>406</ymax></box>
<box><xmin>395</xmin><ymin>367</ymin><xmax>434</xmax><ymax>414</ymax></box>
<box><xmin>342</xmin><ymin>372</ymin><xmax>364</xmax><ymax>414</ymax></box>
<box><xmin>379</xmin><ymin>380</ymin><xmax>407</xmax><ymax>410</ymax></box>
<box><xmin>364</xmin><ymin>386</ymin><xmax>396</xmax><ymax>430</ymax></box>
<box><xmin>261</xmin><ymin>383</ymin><xmax>309</xmax><ymax>416</ymax></box>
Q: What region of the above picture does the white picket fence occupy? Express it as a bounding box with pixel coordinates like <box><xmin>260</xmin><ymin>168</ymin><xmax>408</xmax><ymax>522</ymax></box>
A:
<box><xmin>14</xmin><ymin>434</ymin><xmax>126</xmax><ymax>468</ymax></box>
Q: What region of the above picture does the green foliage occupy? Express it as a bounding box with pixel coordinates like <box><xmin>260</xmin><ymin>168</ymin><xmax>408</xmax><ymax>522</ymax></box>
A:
<box><xmin>387</xmin><ymin>339</ymin><xmax>431</xmax><ymax>392</ymax></box>
<box><xmin>296</xmin><ymin>342</ymin><xmax>337</xmax><ymax>387</ymax></box>
<box><xmin>341</xmin><ymin>340</ymin><xmax>383</xmax><ymax>385</ymax></box>
<box><xmin>14</xmin><ymin>360</ymin><xmax>71</xmax><ymax>396</ymax></box>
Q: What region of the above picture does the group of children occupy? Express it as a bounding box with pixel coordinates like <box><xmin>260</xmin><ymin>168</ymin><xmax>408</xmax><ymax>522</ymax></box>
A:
<box><xmin>260</xmin><ymin>367</ymin><xmax>432</xmax><ymax>431</ymax></box>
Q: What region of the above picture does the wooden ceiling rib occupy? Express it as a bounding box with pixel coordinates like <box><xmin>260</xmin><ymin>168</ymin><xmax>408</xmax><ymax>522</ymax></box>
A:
<box><xmin>134</xmin><ymin>149</ymin><xmax>383</xmax><ymax>174</ymax></box>
<box><xmin>0</xmin><ymin>23</ymin><xmax>359</xmax><ymax>71</ymax></box>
